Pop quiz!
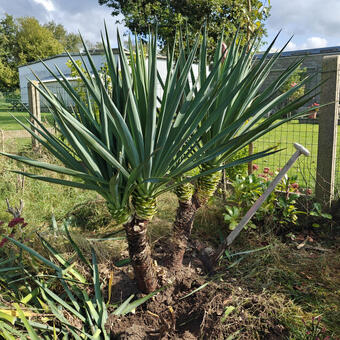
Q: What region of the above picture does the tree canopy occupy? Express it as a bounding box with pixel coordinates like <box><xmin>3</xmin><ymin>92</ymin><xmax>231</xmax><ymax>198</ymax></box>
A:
<box><xmin>0</xmin><ymin>14</ymin><xmax>82</xmax><ymax>91</ymax></box>
<box><xmin>0</xmin><ymin>14</ymin><xmax>20</xmax><ymax>90</ymax></box>
<box><xmin>99</xmin><ymin>0</ymin><xmax>271</xmax><ymax>52</ymax></box>
<box><xmin>16</xmin><ymin>17</ymin><xmax>64</xmax><ymax>65</ymax></box>
<box><xmin>44</xmin><ymin>21</ymin><xmax>82</xmax><ymax>52</ymax></box>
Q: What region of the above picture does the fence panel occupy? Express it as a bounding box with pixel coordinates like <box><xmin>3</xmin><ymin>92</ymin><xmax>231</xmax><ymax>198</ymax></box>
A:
<box><xmin>253</xmin><ymin>118</ymin><xmax>319</xmax><ymax>193</ymax></box>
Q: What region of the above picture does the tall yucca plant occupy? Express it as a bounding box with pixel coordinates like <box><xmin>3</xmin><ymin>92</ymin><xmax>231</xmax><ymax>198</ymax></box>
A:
<box><xmin>0</xmin><ymin>27</ymin><xmax>276</xmax><ymax>293</ymax></box>
<box><xmin>170</xmin><ymin>29</ymin><xmax>319</xmax><ymax>267</ymax></box>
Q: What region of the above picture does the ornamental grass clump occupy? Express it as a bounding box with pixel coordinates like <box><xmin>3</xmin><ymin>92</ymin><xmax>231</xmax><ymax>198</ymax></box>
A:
<box><xmin>0</xmin><ymin>26</ymin><xmax>317</xmax><ymax>293</ymax></box>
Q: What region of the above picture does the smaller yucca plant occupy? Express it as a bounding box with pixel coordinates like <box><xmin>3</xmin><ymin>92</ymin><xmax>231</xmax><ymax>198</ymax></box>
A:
<box><xmin>170</xmin><ymin>28</ymin><xmax>320</xmax><ymax>267</ymax></box>
<box><xmin>0</xmin><ymin>221</ymin><xmax>161</xmax><ymax>339</ymax></box>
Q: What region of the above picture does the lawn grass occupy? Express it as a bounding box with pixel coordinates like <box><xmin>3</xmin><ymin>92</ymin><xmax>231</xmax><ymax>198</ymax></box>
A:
<box><xmin>254</xmin><ymin>119</ymin><xmax>340</xmax><ymax>190</ymax></box>
<box><xmin>0</xmin><ymin>110</ymin><xmax>52</xmax><ymax>130</ymax></box>
<box><xmin>1</xmin><ymin>113</ymin><xmax>339</xmax><ymax>190</ymax></box>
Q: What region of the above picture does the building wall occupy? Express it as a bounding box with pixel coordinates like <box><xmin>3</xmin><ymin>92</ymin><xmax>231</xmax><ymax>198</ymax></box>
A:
<box><xmin>255</xmin><ymin>48</ymin><xmax>340</xmax><ymax>110</ymax></box>
<box><xmin>21</xmin><ymin>48</ymin><xmax>332</xmax><ymax>112</ymax></box>
<box><xmin>19</xmin><ymin>53</ymin><xmax>109</xmax><ymax>104</ymax></box>
<box><xmin>18</xmin><ymin>53</ymin><xmax>171</xmax><ymax>106</ymax></box>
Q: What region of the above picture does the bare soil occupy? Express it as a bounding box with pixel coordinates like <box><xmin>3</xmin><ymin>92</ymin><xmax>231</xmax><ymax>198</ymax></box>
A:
<box><xmin>103</xmin><ymin>240</ymin><xmax>292</xmax><ymax>340</ymax></box>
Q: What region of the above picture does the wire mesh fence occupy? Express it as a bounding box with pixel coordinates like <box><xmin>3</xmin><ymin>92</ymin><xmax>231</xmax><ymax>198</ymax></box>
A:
<box><xmin>1</xmin><ymin>82</ymin><xmax>340</xmax><ymax>198</ymax></box>
<box><xmin>253</xmin><ymin>117</ymin><xmax>320</xmax><ymax>192</ymax></box>
<box><xmin>0</xmin><ymin>91</ymin><xmax>25</xmax><ymax>112</ymax></box>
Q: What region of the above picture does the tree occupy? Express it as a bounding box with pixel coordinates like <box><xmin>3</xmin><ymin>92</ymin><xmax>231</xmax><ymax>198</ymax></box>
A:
<box><xmin>169</xmin><ymin>32</ymin><xmax>313</xmax><ymax>268</ymax></box>
<box><xmin>0</xmin><ymin>14</ymin><xmax>19</xmax><ymax>90</ymax></box>
<box><xmin>1</xmin><ymin>27</ymin><xmax>315</xmax><ymax>293</ymax></box>
<box><xmin>99</xmin><ymin>0</ymin><xmax>271</xmax><ymax>52</ymax></box>
<box><xmin>44</xmin><ymin>21</ymin><xmax>82</xmax><ymax>52</ymax></box>
<box><xmin>0</xmin><ymin>15</ymin><xmax>79</xmax><ymax>91</ymax></box>
<box><xmin>16</xmin><ymin>17</ymin><xmax>64</xmax><ymax>65</ymax></box>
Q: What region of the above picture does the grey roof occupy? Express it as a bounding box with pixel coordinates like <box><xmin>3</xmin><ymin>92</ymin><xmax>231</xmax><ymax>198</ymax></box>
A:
<box><xmin>18</xmin><ymin>47</ymin><xmax>167</xmax><ymax>68</ymax></box>
<box><xmin>18</xmin><ymin>49</ymin><xmax>120</xmax><ymax>68</ymax></box>
<box><xmin>256</xmin><ymin>45</ymin><xmax>340</xmax><ymax>59</ymax></box>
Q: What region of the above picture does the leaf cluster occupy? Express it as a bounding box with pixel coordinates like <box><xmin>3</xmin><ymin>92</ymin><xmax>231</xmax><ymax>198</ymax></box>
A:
<box><xmin>0</xmin><ymin>219</ymin><xmax>159</xmax><ymax>339</ymax></box>
<box><xmin>99</xmin><ymin>0</ymin><xmax>271</xmax><ymax>53</ymax></box>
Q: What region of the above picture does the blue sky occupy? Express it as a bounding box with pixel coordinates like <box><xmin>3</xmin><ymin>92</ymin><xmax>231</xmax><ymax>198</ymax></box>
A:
<box><xmin>265</xmin><ymin>0</ymin><xmax>340</xmax><ymax>51</ymax></box>
<box><xmin>1</xmin><ymin>0</ymin><xmax>340</xmax><ymax>51</ymax></box>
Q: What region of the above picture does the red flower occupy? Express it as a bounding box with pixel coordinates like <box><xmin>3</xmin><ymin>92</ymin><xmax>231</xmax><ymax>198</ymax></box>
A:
<box><xmin>263</xmin><ymin>167</ymin><xmax>270</xmax><ymax>174</ymax></box>
<box><xmin>291</xmin><ymin>82</ymin><xmax>297</xmax><ymax>87</ymax></box>
<box><xmin>291</xmin><ymin>182</ymin><xmax>299</xmax><ymax>189</ymax></box>
<box><xmin>0</xmin><ymin>232</ymin><xmax>14</xmax><ymax>248</ymax></box>
<box><xmin>8</xmin><ymin>217</ymin><xmax>25</xmax><ymax>228</ymax></box>
<box><xmin>252</xmin><ymin>164</ymin><xmax>259</xmax><ymax>171</ymax></box>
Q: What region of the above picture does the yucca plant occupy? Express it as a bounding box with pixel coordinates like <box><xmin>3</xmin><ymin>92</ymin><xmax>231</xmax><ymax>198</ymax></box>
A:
<box><xmin>0</xmin><ymin>26</ymin><xmax>278</xmax><ymax>293</ymax></box>
<box><xmin>170</xmin><ymin>29</ymin><xmax>319</xmax><ymax>267</ymax></box>
<box><xmin>0</xmin><ymin>224</ymin><xmax>161</xmax><ymax>339</ymax></box>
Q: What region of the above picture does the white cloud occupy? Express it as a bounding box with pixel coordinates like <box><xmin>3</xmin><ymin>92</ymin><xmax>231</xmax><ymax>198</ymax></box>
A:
<box><xmin>267</xmin><ymin>0</ymin><xmax>340</xmax><ymax>41</ymax></box>
<box><xmin>268</xmin><ymin>37</ymin><xmax>328</xmax><ymax>53</ymax></box>
<box><xmin>33</xmin><ymin>0</ymin><xmax>55</xmax><ymax>12</ymax></box>
<box><xmin>301</xmin><ymin>37</ymin><xmax>328</xmax><ymax>49</ymax></box>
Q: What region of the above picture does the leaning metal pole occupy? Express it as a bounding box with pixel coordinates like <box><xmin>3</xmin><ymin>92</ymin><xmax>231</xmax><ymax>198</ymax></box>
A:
<box><xmin>213</xmin><ymin>143</ymin><xmax>310</xmax><ymax>265</ymax></box>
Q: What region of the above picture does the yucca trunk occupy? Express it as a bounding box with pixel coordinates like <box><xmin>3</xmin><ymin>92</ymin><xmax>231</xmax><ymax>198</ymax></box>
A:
<box><xmin>171</xmin><ymin>197</ymin><xmax>200</xmax><ymax>268</ymax></box>
<box><xmin>171</xmin><ymin>167</ymin><xmax>222</xmax><ymax>268</ymax></box>
<box><xmin>108</xmin><ymin>194</ymin><xmax>158</xmax><ymax>294</ymax></box>
<box><xmin>124</xmin><ymin>216</ymin><xmax>157</xmax><ymax>293</ymax></box>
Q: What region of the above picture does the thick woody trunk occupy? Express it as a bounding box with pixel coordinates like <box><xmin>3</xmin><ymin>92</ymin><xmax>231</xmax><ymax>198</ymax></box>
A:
<box><xmin>170</xmin><ymin>196</ymin><xmax>202</xmax><ymax>268</ymax></box>
<box><xmin>170</xmin><ymin>170</ymin><xmax>222</xmax><ymax>268</ymax></box>
<box><xmin>124</xmin><ymin>216</ymin><xmax>157</xmax><ymax>293</ymax></box>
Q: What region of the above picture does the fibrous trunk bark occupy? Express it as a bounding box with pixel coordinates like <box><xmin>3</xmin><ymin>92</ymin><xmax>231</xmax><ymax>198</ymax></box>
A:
<box><xmin>124</xmin><ymin>216</ymin><xmax>157</xmax><ymax>293</ymax></box>
<box><xmin>170</xmin><ymin>196</ymin><xmax>202</xmax><ymax>268</ymax></box>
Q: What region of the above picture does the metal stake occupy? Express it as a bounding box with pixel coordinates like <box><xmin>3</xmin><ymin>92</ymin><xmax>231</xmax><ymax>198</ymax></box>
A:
<box><xmin>213</xmin><ymin>143</ymin><xmax>310</xmax><ymax>265</ymax></box>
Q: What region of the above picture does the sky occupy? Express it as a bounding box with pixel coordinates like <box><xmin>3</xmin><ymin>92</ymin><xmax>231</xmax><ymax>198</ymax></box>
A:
<box><xmin>265</xmin><ymin>0</ymin><xmax>340</xmax><ymax>51</ymax></box>
<box><xmin>0</xmin><ymin>0</ymin><xmax>125</xmax><ymax>45</ymax></box>
<box><xmin>1</xmin><ymin>0</ymin><xmax>340</xmax><ymax>51</ymax></box>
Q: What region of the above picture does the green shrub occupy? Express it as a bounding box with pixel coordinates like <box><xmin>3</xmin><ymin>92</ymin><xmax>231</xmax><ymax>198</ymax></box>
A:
<box><xmin>224</xmin><ymin>171</ymin><xmax>302</xmax><ymax>231</ymax></box>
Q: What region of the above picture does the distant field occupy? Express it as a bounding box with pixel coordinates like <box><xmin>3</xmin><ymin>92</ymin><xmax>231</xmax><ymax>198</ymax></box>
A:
<box><xmin>0</xmin><ymin>110</ymin><xmax>52</xmax><ymax>130</ymax></box>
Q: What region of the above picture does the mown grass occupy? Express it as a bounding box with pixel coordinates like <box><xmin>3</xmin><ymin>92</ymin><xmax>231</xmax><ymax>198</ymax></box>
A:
<box><xmin>254</xmin><ymin>119</ymin><xmax>340</xmax><ymax>190</ymax></box>
<box><xmin>2</xmin><ymin>114</ymin><xmax>338</xmax><ymax>188</ymax></box>
<box><xmin>0</xmin><ymin>110</ymin><xmax>52</xmax><ymax>130</ymax></box>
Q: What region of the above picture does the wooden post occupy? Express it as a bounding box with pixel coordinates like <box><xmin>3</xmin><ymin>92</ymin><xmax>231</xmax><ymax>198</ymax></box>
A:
<box><xmin>315</xmin><ymin>56</ymin><xmax>339</xmax><ymax>206</ymax></box>
<box><xmin>27</xmin><ymin>81</ymin><xmax>41</xmax><ymax>150</ymax></box>
<box><xmin>248</xmin><ymin>143</ymin><xmax>253</xmax><ymax>175</ymax></box>
<box><xmin>0</xmin><ymin>129</ymin><xmax>4</xmax><ymax>152</ymax></box>
<box><xmin>247</xmin><ymin>0</ymin><xmax>254</xmax><ymax>176</ymax></box>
